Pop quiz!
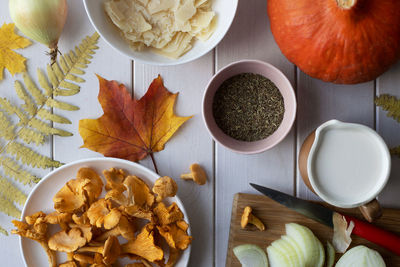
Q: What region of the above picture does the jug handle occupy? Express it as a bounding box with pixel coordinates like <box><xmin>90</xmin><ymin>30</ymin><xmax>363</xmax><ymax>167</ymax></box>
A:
<box><xmin>359</xmin><ymin>199</ymin><xmax>382</xmax><ymax>222</ymax></box>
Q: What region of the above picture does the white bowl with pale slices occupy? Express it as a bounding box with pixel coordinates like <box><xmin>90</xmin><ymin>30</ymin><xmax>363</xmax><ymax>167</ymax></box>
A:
<box><xmin>83</xmin><ymin>0</ymin><xmax>238</xmax><ymax>65</ymax></box>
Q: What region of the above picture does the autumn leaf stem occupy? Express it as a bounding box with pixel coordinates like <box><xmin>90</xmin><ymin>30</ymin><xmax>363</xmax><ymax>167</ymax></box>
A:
<box><xmin>150</xmin><ymin>153</ymin><xmax>159</xmax><ymax>174</ymax></box>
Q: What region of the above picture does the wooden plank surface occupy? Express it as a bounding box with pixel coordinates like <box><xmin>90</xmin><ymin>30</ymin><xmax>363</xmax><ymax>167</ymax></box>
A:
<box><xmin>1</xmin><ymin>0</ymin><xmax>400</xmax><ymax>266</ymax></box>
<box><xmin>226</xmin><ymin>193</ymin><xmax>400</xmax><ymax>267</ymax></box>
<box><xmin>214</xmin><ymin>0</ymin><xmax>296</xmax><ymax>265</ymax></box>
<box><xmin>133</xmin><ymin>57</ymin><xmax>215</xmax><ymax>267</ymax></box>
<box><xmin>376</xmin><ymin>62</ymin><xmax>400</xmax><ymax>207</ymax></box>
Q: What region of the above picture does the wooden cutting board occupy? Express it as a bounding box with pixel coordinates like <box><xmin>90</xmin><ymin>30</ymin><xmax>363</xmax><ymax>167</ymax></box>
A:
<box><xmin>226</xmin><ymin>193</ymin><xmax>400</xmax><ymax>266</ymax></box>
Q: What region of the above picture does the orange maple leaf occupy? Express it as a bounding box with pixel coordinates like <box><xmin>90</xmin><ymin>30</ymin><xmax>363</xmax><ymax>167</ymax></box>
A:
<box><xmin>79</xmin><ymin>75</ymin><xmax>192</xmax><ymax>165</ymax></box>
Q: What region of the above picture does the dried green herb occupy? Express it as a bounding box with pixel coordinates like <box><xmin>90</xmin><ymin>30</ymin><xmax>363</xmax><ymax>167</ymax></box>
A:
<box><xmin>212</xmin><ymin>73</ymin><xmax>285</xmax><ymax>142</ymax></box>
<box><xmin>375</xmin><ymin>94</ymin><xmax>400</xmax><ymax>122</ymax></box>
<box><xmin>375</xmin><ymin>94</ymin><xmax>400</xmax><ymax>158</ymax></box>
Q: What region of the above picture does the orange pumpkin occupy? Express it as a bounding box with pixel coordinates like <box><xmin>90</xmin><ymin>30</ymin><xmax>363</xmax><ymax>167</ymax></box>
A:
<box><xmin>268</xmin><ymin>0</ymin><xmax>400</xmax><ymax>84</ymax></box>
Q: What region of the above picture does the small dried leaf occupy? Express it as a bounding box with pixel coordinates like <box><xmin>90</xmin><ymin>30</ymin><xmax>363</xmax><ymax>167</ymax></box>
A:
<box><xmin>0</xmin><ymin>23</ymin><xmax>31</xmax><ymax>80</ymax></box>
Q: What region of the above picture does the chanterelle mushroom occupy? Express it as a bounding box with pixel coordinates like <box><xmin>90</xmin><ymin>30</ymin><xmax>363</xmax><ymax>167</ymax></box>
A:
<box><xmin>180</xmin><ymin>163</ymin><xmax>207</xmax><ymax>185</ymax></box>
<box><xmin>121</xmin><ymin>224</ymin><xmax>164</xmax><ymax>263</ymax></box>
<box><xmin>73</xmin><ymin>253</ymin><xmax>95</xmax><ymax>266</ymax></box>
<box><xmin>241</xmin><ymin>206</ymin><xmax>265</xmax><ymax>231</ymax></box>
<box><xmin>152</xmin><ymin>176</ymin><xmax>178</xmax><ymax>202</ymax></box>
<box><xmin>154</xmin><ymin>202</ymin><xmax>183</xmax><ymax>225</ymax></box>
<box><xmin>48</xmin><ymin>228</ymin><xmax>87</xmax><ymax>252</ymax></box>
<box><xmin>87</xmin><ymin>199</ymin><xmax>122</xmax><ymax>229</ymax></box>
<box><xmin>12</xmin><ymin>215</ymin><xmax>56</xmax><ymax>267</ymax></box>
<box><xmin>124</xmin><ymin>176</ymin><xmax>155</xmax><ymax>207</ymax></box>
<box><xmin>103</xmin><ymin>168</ymin><xmax>127</xmax><ymax>192</ymax></box>
<box><xmin>157</xmin><ymin>223</ymin><xmax>192</xmax><ymax>250</ymax></box>
<box><xmin>96</xmin><ymin>215</ymin><xmax>135</xmax><ymax>241</ymax></box>
<box><xmin>78</xmin><ymin>235</ymin><xmax>121</xmax><ymax>265</ymax></box>
<box><xmin>45</xmin><ymin>211</ymin><xmax>72</xmax><ymax>230</ymax></box>
<box><xmin>59</xmin><ymin>261</ymin><xmax>78</xmax><ymax>267</ymax></box>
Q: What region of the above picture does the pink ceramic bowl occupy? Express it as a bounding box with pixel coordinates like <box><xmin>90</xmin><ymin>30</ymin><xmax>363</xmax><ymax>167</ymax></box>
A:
<box><xmin>202</xmin><ymin>60</ymin><xmax>297</xmax><ymax>154</ymax></box>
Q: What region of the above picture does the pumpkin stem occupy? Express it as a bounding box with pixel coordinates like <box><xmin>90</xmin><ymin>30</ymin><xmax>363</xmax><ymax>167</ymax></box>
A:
<box><xmin>336</xmin><ymin>0</ymin><xmax>357</xmax><ymax>9</ymax></box>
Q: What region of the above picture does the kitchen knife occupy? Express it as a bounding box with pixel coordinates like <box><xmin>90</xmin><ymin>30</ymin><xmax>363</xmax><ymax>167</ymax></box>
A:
<box><xmin>250</xmin><ymin>183</ymin><xmax>400</xmax><ymax>256</ymax></box>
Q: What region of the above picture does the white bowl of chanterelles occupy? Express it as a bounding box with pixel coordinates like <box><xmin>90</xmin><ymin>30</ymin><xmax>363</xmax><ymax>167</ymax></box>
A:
<box><xmin>83</xmin><ymin>0</ymin><xmax>238</xmax><ymax>65</ymax></box>
<box><xmin>16</xmin><ymin>157</ymin><xmax>192</xmax><ymax>267</ymax></box>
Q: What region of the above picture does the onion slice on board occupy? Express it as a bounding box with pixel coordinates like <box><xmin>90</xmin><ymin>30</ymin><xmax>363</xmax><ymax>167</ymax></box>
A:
<box><xmin>326</xmin><ymin>241</ymin><xmax>335</xmax><ymax>267</ymax></box>
<box><xmin>233</xmin><ymin>244</ymin><xmax>269</xmax><ymax>267</ymax></box>
<box><xmin>335</xmin><ymin>245</ymin><xmax>386</xmax><ymax>267</ymax></box>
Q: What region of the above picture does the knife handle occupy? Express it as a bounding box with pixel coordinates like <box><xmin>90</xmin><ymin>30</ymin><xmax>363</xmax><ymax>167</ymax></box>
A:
<box><xmin>343</xmin><ymin>214</ymin><xmax>400</xmax><ymax>255</ymax></box>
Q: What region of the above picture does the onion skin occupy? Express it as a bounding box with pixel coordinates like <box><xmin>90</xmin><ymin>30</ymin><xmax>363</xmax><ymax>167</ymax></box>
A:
<box><xmin>9</xmin><ymin>0</ymin><xmax>68</xmax><ymax>63</ymax></box>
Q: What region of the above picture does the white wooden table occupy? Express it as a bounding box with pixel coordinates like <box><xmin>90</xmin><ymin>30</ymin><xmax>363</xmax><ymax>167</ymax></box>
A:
<box><xmin>1</xmin><ymin>0</ymin><xmax>400</xmax><ymax>266</ymax></box>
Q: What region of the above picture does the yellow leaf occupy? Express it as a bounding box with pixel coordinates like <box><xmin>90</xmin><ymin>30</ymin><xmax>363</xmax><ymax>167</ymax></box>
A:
<box><xmin>0</xmin><ymin>23</ymin><xmax>31</xmax><ymax>80</ymax></box>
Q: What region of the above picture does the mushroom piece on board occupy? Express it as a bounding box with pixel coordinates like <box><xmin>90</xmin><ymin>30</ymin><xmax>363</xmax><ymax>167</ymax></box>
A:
<box><xmin>180</xmin><ymin>163</ymin><xmax>207</xmax><ymax>185</ymax></box>
<box><xmin>241</xmin><ymin>206</ymin><xmax>265</xmax><ymax>231</ymax></box>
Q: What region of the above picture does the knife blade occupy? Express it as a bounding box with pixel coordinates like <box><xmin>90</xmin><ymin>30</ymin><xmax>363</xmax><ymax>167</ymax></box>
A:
<box><xmin>250</xmin><ymin>183</ymin><xmax>400</xmax><ymax>256</ymax></box>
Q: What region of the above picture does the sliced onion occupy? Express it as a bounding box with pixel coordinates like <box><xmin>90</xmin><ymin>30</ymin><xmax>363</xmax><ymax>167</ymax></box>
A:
<box><xmin>270</xmin><ymin>238</ymin><xmax>301</xmax><ymax>267</ymax></box>
<box><xmin>326</xmin><ymin>241</ymin><xmax>335</xmax><ymax>267</ymax></box>
<box><xmin>233</xmin><ymin>244</ymin><xmax>269</xmax><ymax>267</ymax></box>
<box><xmin>267</xmin><ymin>245</ymin><xmax>291</xmax><ymax>266</ymax></box>
<box><xmin>281</xmin><ymin>235</ymin><xmax>305</xmax><ymax>266</ymax></box>
<box><xmin>285</xmin><ymin>223</ymin><xmax>322</xmax><ymax>267</ymax></box>
<box><xmin>315</xmin><ymin>236</ymin><xmax>325</xmax><ymax>267</ymax></box>
<box><xmin>335</xmin><ymin>245</ymin><xmax>386</xmax><ymax>267</ymax></box>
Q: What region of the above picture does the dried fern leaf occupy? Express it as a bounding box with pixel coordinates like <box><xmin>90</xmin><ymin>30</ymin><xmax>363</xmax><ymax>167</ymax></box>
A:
<box><xmin>0</xmin><ymin>111</ymin><xmax>15</xmax><ymax>140</ymax></box>
<box><xmin>66</xmin><ymin>74</ymin><xmax>85</xmax><ymax>83</ymax></box>
<box><xmin>37</xmin><ymin>109</ymin><xmax>71</xmax><ymax>124</ymax></box>
<box><xmin>375</xmin><ymin>94</ymin><xmax>400</xmax><ymax>122</ymax></box>
<box><xmin>18</xmin><ymin>128</ymin><xmax>45</xmax><ymax>145</ymax></box>
<box><xmin>28</xmin><ymin>117</ymin><xmax>71</xmax><ymax>136</ymax></box>
<box><xmin>0</xmin><ymin>157</ymin><xmax>39</xmax><ymax>184</ymax></box>
<box><xmin>22</xmin><ymin>73</ymin><xmax>46</xmax><ymax>106</ymax></box>
<box><xmin>14</xmin><ymin>81</ymin><xmax>37</xmax><ymax>116</ymax></box>
<box><xmin>53</xmin><ymin>88</ymin><xmax>80</xmax><ymax>97</ymax></box>
<box><xmin>46</xmin><ymin>98</ymin><xmax>79</xmax><ymax>111</ymax></box>
<box><xmin>6</xmin><ymin>142</ymin><xmax>62</xmax><ymax>169</ymax></box>
<box><xmin>0</xmin><ymin>194</ymin><xmax>21</xmax><ymax>218</ymax></box>
<box><xmin>51</xmin><ymin>62</ymin><xmax>64</xmax><ymax>82</ymax></box>
<box><xmin>37</xmin><ymin>69</ymin><xmax>53</xmax><ymax>97</ymax></box>
<box><xmin>0</xmin><ymin>32</ymin><xmax>100</xmax><ymax>228</ymax></box>
<box><xmin>0</xmin><ymin>226</ymin><xmax>8</xmax><ymax>236</ymax></box>
<box><xmin>0</xmin><ymin>177</ymin><xmax>27</xmax><ymax>206</ymax></box>
<box><xmin>0</xmin><ymin>98</ymin><xmax>28</xmax><ymax>123</ymax></box>
<box><xmin>391</xmin><ymin>146</ymin><xmax>400</xmax><ymax>158</ymax></box>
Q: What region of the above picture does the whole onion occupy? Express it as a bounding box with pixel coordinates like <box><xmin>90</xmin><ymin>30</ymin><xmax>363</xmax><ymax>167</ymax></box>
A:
<box><xmin>9</xmin><ymin>0</ymin><xmax>68</xmax><ymax>64</ymax></box>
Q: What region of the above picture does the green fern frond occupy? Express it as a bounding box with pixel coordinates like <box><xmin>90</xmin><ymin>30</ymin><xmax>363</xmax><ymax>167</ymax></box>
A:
<box><xmin>6</xmin><ymin>142</ymin><xmax>62</xmax><ymax>169</ymax></box>
<box><xmin>0</xmin><ymin>32</ymin><xmax>100</xmax><ymax>231</ymax></box>
<box><xmin>390</xmin><ymin>146</ymin><xmax>400</xmax><ymax>158</ymax></box>
<box><xmin>37</xmin><ymin>109</ymin><xmax>71</xmax><ymax>124</ymax></box>
<box><xmin>18</xmin><ymin>128</ymin><xmax>45</xmax><ymax>145</ymax></box>
<box><xmin>0</xmin><ymin>177</ymin><xmax>27</xmax><ymax>206</ymax></box>
<box><xmin>375</xmin><ymin>94</ymin><xmax>400</xmax><ymax>122</ymax></box>
<box><xmin>0</xmin><ymin>157</ymin><xmax>39</xmax><ymax>185</ymax></box>
<box><xmin>0</xmin><ymin>194</ymin><xmax>21</xmax><ymax>218</ymax></box>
